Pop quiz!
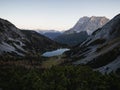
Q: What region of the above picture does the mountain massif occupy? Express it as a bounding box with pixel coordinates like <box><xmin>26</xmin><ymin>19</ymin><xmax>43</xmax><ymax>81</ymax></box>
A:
<box><xmin>54</xmin><ymin>16</ymin><xmax>109</xmax><ymax>46</ymax></box>
<box><xmin>65</xmin><ymin>16</ymin><xmax>109</xmax><ymax>35</ymax></box>
<box><xmin>0</xmin><ymin>18</ymin><xmax>62</xmax><ymax>56</ymax></box>
<box><xmin>37</xmin><ymin>30</ymin><xmax>62</xmax><ymax>40</ymax></box>
<box><xmin>66</xmin><ymin>14</ymin><xmax>120</xmax><ymax>73</ymax></box>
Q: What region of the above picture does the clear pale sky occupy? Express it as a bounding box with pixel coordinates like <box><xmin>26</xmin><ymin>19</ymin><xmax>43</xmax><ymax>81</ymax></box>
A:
<box><xmin>0</xmin><ymin>0</ymin><xmax>120</xmax><ymax>31</ymax></box>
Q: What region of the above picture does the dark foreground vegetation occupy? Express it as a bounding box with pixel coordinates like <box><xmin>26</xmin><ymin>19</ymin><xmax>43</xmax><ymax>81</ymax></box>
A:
<box><xmin>0</xmin><ymin>65</ymin><xmax>120</xmax><ymax>90</ymax></box>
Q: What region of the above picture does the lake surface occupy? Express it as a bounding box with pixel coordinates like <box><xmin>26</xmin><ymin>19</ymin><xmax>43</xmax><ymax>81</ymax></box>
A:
<box><xmin>42</xmin><ymin>48</ymin><xmax>70</xmax><ymax>57</ymax></box>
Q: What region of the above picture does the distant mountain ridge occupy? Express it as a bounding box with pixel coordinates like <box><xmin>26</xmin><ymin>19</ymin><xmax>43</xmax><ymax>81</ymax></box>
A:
<box><xmin>65</xmin><ymin>16</ymin><xmax>109</xmax><ymax>35</ymax></box>
<box><xmin>37</xmin><ymin>30</ymin><xmax>62</xmax><ymax>40</ymax></box>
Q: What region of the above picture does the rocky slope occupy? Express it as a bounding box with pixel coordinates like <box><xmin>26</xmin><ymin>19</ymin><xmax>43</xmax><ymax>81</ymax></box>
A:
<box><xmin>66</xmin><ymin>14</ymin><xmax>120</xmax><ymax>73</ymax></box>
<box><xmin>65</xmin><ymin>16</ymin><xmax>109</xmax><ymax>35</ymax></box>
<box><xmin>0</xmin><ymin>18</ymin><xmax>62</xmax><ymax>56</ymax></box>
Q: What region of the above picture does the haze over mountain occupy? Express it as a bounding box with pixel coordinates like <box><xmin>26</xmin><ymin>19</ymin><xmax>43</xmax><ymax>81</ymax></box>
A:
<box><xmin>37</xmin><ymin>30</ymin><xmax>62</xmax><ymax>40</ymax></box>
<box><xmin>66</xmin><ymin>14</ymin><xmax>120</xmax><ymax>73</ymax></box>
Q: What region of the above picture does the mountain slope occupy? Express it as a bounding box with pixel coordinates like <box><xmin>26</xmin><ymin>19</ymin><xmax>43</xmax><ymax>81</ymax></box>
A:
<box><xmin>65</xmin><ymin>16</ymin><xmax>109</xmax><ymax>35</ymax></box>
<box><xmin>54</xmin><ymin>31</ymin><xmax>89</xmax><ymax>46</ymax></box>
<box><xmin>37</xmin><ymin>30</ymin><xmax>62</xmax><ymax>40</ymax></box>
<box><xmin>0</xmin><ymin>18</ymin><xmax>62</xmax><ymax>56</ymax></box>
<box><xmin>66</xmin><ymin>14</ymin><xmax>120</xmax><ymax>73</ymax></box>
<box><xmin>21</xmin><ymin>30</ymin><xmax>62</xmax><ymax>53</ymax></box>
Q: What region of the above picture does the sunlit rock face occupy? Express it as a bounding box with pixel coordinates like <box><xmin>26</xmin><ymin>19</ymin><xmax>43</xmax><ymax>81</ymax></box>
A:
<box><xmin>65</xmin><ymin>16</ymin><xmax>109</xmax><ymax>35</ymax></box>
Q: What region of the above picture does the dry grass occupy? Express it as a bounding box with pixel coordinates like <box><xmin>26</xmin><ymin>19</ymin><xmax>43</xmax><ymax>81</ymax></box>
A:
<box><xmin>41</xmin><ymin>55</ymin><xmax>65</xmax><ymax>68</ymax></box>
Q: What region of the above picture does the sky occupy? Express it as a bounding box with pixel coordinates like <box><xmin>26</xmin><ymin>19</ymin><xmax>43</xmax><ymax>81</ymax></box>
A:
<box><xmin>0</xmin><ymin>0</ymin><xmax>120</xmax><ymax>31</ymax></box>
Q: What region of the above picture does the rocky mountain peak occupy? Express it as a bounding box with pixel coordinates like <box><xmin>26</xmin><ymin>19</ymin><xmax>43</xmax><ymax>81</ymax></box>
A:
<box><xmin>77</xmin><ymin>16</ymin><xmax>89</xmax><ymax>24</ymax></box>
<box><xmin>65</xmin><ymin>16</ymin><xmax>109</xmax><ymax>35</ymax></box>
